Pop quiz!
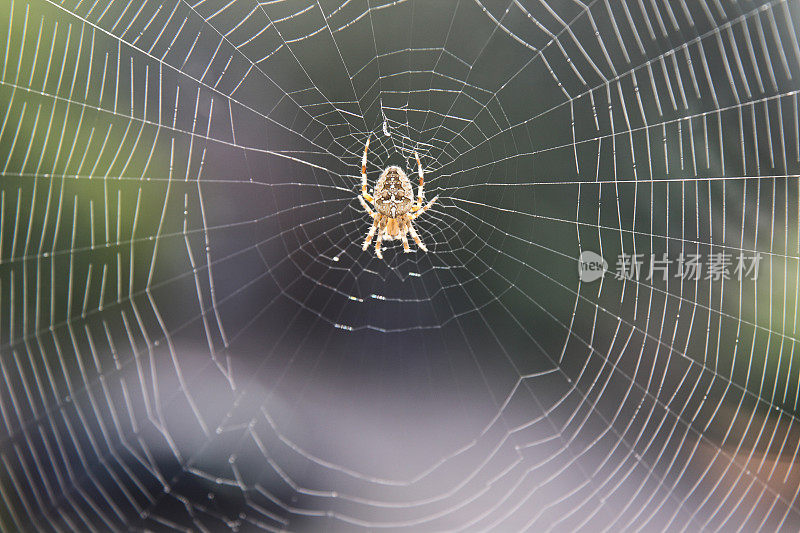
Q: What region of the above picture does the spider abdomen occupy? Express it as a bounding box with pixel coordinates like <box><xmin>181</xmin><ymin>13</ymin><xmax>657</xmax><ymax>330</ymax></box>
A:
<box><xmin>374</xmin><ymin>166</ymin><xmax>413</xmax><ymax>217</ymax></box>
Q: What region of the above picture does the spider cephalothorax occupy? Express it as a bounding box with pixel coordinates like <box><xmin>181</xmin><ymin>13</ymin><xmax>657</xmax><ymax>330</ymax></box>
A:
<box><xmin>358</xmin><ymin>136</ymin><xmax>438</xmax><ymax>259</ymax></box>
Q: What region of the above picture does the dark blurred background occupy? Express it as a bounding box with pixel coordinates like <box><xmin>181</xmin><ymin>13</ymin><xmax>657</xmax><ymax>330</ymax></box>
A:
<box><xmin>1</xmin><ymin>0</ymin><xmax>800</xmax><ymax>531</ymax></box>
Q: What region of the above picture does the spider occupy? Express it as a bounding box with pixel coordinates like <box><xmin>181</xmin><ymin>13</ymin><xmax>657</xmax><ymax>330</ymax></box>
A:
<box><xmin>358</xmin><ymin>136</ymin><xmax>438</xmax><ymax>259</ymax></box>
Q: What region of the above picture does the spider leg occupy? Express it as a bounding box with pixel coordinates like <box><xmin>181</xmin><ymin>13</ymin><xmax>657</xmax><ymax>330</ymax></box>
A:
<box><xmin>361</xmin><ymin>135</ymin><xmax>374</xmax><ymax>203</ymax></box>
<box><xmin>408</xmin><ymin>222</ymin><xmax>427</xmax><ymax>252</ymax></box>
<box><xmin>415</xmin><ymin>151</ymin><xmax>424</xmax><ymax>204</ymax></box>
<box><xmin>411</xmin><ymin>195</ymin><xmax>438</xmax><ymax>220</ymax></box>
<box><xmin>400</xmin><ymin>220</ymin><xmax>411</xmax><ymax>252</ymax></box>
<box><xmin>374</xmin><ymin>226</ymin><xmax>385</xmax><ymax>259</ymax></box>
<box><xmin>362</xmin><ymin>215</ymin><xmax>379</xmax><ymax>251</ymax></box>
<box><xmin>358</xmin><ymin>195</ymin><xmax>375</xmax><ymax>216</ymax></box>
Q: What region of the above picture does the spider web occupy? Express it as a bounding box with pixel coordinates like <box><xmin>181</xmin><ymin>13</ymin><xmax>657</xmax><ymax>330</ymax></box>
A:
<box><xmin>1</xmin><ymin>0</ymin><xmax>800</xmax><ymax>530</ymax></box>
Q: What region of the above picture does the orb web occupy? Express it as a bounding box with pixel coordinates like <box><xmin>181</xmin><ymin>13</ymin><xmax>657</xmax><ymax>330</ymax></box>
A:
<box><xmin>1</xmin><ymin>0</ymin><xmax>800</xmax><ymax>531</ymax></box>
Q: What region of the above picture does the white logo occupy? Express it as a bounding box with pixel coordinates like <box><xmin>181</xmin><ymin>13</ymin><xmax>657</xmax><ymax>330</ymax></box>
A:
<box><xmin>578</xmin><ymin>251</ymin><xmax>607</xmax><ymax>282</ymax></box>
